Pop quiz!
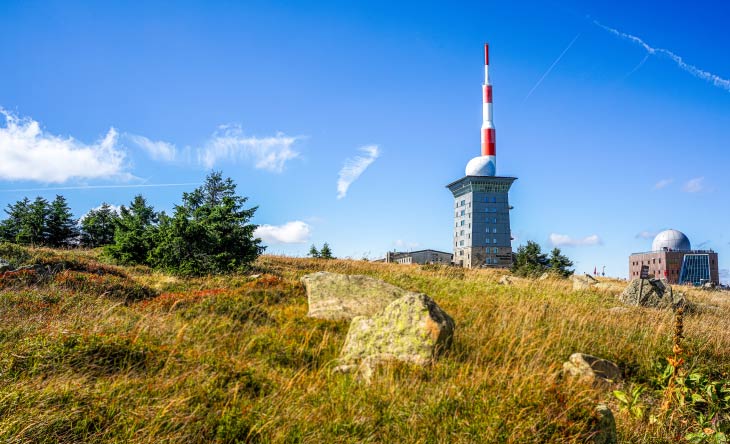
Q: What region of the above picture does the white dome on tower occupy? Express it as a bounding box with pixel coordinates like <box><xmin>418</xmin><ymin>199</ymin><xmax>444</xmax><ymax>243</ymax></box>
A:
<box><xmin>465</xmin><ymin>156</ymin><xmax>496</xmax><ymax>176</ymax></box>
<box><xmin>652</xmin><ymin>229</ymin><xmax>691</xmax><ymax>251</ymax></box>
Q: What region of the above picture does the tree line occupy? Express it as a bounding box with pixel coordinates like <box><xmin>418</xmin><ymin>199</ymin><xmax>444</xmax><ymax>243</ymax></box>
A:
<box><xmin>0</xmin><ymin>172</ymin><xmax>264</xmax><ymax>276</ymax></box>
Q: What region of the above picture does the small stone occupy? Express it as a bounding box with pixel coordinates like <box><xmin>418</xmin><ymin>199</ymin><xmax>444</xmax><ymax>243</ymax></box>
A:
<box><xmin>571</xmin><ymin>274</ymin><xmax>598</xmax><ymax>291</ymax></box>
<box><xmin>498</xmin><ymin>275</ymin><xmax>514</xmax><ymax>285</ymax></box>
<box><xmin>0</xmin><ymin>258</ymin><xmax>10</xmax><ymax>273</ymax></box>
<box><xmin>563</xmin><ymin>353</ymin><xmax>621</xmax><ymax>383</ymax></box>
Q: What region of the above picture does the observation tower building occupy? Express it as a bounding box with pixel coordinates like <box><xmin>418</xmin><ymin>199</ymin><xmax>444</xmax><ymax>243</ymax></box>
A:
<box><xmin>447</xmin><ymin>44</ymin><xmax>516</xmax><ymax>268</ymax></box>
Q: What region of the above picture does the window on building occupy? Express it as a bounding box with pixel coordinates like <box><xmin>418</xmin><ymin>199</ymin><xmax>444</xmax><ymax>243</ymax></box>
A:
<box><xmin>460</xmin><ymin>230</ymin><xmax>464</xmax><ymax>236</ymax></box>
<box><xmin>492</xmin><ymin>197</ymin><xmax>497</xmax><ymax>203</ymax></box>
<box><xmin>460</xmin><ymin>210</ymin><xmax>465</xmax><ymax>216</ymax></box>
<box><xmin>493</xmin><ymin>228</ymin><xmax>497</xmax><ymax>233</ymax></box>
<box><xmin>493</xmin><ymin>238</ymin><xmax>497</xmax><ymax>244</ymax></box>
<box><xmin>493</xmin><ymin>218</ymin><xmax>497</xmax><ymax>223</ymax></box>
<box><xmin>493</xmin><ymin>247</ymin><xmax>498</xmax><ymax>253</ymax></box>
<box><xmin>460</xmin><ymin>220</ymin><xmax>464</xmax><ymax>226</ymax></box>
<box><xmin>486</xmin><ymin>258</ymin><xmax>491</xmax><ymax>264</ymax></box>
<box><xmin>460</xmin><ymin>200</ymin><xmax>465</xmax><ymax>206</ymax></box>
<box><xmin>459</xmin><ymin>251</ymin><xmax>463</xmax><ymax>256</ymax></box>
<box><xmin>459</xmin><ymin>240</ymin><xmax>464</xmax><ymax>246</ymax></box>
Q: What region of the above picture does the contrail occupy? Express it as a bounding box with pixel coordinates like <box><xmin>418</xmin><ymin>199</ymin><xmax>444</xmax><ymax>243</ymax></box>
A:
<box><xmin>0</xmin><ymin>182</ymin><xmax>201</xmax><ymax>193</ymax></box>
<box><xmin>595</xmin><ymin>20</ymin><xmax>730</xmax><ymax>92</ymax></box>
<box><xmin>620</xmin><ymin>53</ymin><xmax>650</xmax><ymax>82</ymax></box>
<box><xmin>524</xmin><ymin>33</ymin><xmax>581</xmax><ymax>102</ymax></box>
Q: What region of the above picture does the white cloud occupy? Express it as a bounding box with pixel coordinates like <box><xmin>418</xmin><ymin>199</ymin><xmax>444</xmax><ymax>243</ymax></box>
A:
<box><xmin>198</xmin><ymin>124</ymin><xmax>300</xmax><ymax>173</ymax></box>
<box><xmin>595</xmin><ymin>21</ymin><xmax>730</xmax><ymax>92</ymax></box>
<box><xmin>337</xmin><ymin>145</ymin><xmax>380</xmax><ymax>199</ymax></box>
<box><xmin>254</xmin><ymin>221</ymin><xmax>311</xmax><ymax>244</ymax></box>
<box><xmin>126</xmin><ymin>133</ymin><xmax>177</xmax><ymax>162</ymax></box>
<box><xmin>636</xmin><ymin>230</ymin><xmax>658</xmax><ymax>239</ymax></box>
<box><xmin>682</xmin><ymin>177</ymin><xmax>705</xmax><ymax>193</ymax></box>
<box><xmin>549</xmin><ymin>233</ymin><xmax>602</xmax><ymax>247</ymax></box>
<box><xmin>0</xmin><ymin>109</ymin><xmax>127</xmax><ymax>183</ymax></box>
<box><xmin>653</xmin><ymin>178</ymin><xmax>673</xmax><ymax>190</ymax></box>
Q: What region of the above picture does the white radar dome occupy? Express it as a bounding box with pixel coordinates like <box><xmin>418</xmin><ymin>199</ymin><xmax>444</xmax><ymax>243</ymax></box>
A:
<box><xmin>465</xmin><ymin>156</ymin><xmax>496</xmax><ymax>176</ymax></box>
<box><xmin>652</xmin><ymin>229</ymin><xmax>691</xmax><ymax>251</ymax></box>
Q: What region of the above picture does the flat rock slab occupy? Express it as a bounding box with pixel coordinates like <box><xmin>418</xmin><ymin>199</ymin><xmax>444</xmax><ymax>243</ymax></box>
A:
<box><xmin>339</xmin><ymin>293</ymin><xmax>455</xmax><ymax>371</ymax></box>
<box><xmin>563</xmin><ymin>353</ymin><xmax>621</xmax><ymax>383</ymax></box>
<box><xmin>302</xmin><ymin>272</ymin><xmax>414</xmax><ymax>321</ymax></box>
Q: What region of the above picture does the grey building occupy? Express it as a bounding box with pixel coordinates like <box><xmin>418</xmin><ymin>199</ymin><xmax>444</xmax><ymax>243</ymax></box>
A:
<box><xmin>383</xmin><ymin>249</ymin><xmax>453</xmax><ymax>265</ymax></box>
<box><xmin>447</xmin><ymin>176</ymin><xmax>516</xmax><ymax>268</ymax></box>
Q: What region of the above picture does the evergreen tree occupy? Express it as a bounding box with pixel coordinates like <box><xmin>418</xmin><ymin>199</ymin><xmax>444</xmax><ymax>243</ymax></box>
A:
<box><xmin>80</xmin><ymin>203</ymin><xmax>119</xmax><ymax>247</ymax></box>
<box><xmin>0</xmin><ymin>197</ymin><xmax>31</xmax><ymax>243</ymax></box>
<box><xmin>319</xmin><ymin>242</ymin><xmax>334</xmax><ymax>260</ymax></box>
<box><xmin>149</xmin><ymin>171</ymin><xmax>264</xmax><ymax>275</ymax></box>
<box><xmin>106</xmin><ymin>195</ymin><xmax>158</xmax><ymax>264</ymax></box>
<box><xmin>308</xmin><ymin>244</ymin><xmax>320</xmax><ymax>258</ymax></box>
<box><xmin>511</xmin><ymin>240</ymin><xmax>549</xmax><ymax>277</ymax></box>
<box><xmin>46</xmin><ymin>195</ymin><xmax>78</xmax><ymax>247</ymax></box>
<box><xmin>548</xmin><ymin>247</ymin><xmax>574</xmax><ymax>277</ymax></box>
<box><xmin>17</xmin><ymin>197</ymin><xmax>50</xmax><ymax>246</ymax></box>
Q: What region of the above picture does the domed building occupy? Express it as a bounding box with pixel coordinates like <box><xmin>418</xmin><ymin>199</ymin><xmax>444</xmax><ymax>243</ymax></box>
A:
<box><xmin>629</xmin><ymin>229</ymin><xmax>719</xmax><ymax>285</ymax></box>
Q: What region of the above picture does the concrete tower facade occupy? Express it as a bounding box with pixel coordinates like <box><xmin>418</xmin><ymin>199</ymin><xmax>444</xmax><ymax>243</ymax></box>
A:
<box><xmin>447</xmin><ymin>44</ymin><xmax>516</xmax><ymax>268</ymax></box>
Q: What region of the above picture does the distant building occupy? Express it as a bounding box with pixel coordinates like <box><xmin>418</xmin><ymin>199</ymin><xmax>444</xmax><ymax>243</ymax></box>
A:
<box><xmin>382</xmin><ymin>249</ymin><xmax>453</xmax><ymax>265</ymax></box>
<box><xmin>628</xmin><ymin>229</ymin><xmax>719</xmax><ymax>285</ymax></box>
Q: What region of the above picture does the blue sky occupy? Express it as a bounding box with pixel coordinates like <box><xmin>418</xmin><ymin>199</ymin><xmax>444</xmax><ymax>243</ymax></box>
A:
<box><xmin>1</xmin><ymin>0</ymin><xmax>729</xmax><ymax>280</ymax></box>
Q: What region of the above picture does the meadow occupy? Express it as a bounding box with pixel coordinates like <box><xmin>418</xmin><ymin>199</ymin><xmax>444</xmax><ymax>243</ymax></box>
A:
<box><xmin>1</xmin><ymin>244</ymin><xmax>728</xmax><ymax>443</ymax></box>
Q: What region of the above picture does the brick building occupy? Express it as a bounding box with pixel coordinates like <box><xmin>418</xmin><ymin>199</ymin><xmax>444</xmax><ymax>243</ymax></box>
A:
<box><xmin>628</xmin><ymin>229</ymin><xmax>720</xmax><ymax>285</ymax></box>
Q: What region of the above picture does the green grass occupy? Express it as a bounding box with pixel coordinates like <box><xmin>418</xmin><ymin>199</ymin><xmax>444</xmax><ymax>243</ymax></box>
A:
<box><xmin>1</xmin><ymin>246</ymin><xmax>729</xmax><ymax>443</ymax></box>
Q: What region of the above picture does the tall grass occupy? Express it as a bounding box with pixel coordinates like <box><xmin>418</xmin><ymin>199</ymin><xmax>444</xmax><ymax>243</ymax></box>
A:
<box><xmin>1</xmin><ymin>248</ymin><xmax>728</xmax><ymax>443</ymax></box>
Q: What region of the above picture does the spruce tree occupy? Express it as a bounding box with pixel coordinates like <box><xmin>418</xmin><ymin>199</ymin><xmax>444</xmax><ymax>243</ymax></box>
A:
<box><xmin>80</xmin><ymin>203</ymin><xmax>119</xmax><ymax>247</ymax></box>
<box><xmin>308</xmin><ymin>244</ymin><xmax>320</xmax><ymax>258</ymax></box>
<box><xmin>149</xmin><ymin>171</ymin><xmax>264</xmax><ymax>275</ymax></box>
<box><xmin>106</xmin><ymin>195</ymin><xmax>158</xmax><ymax>265</ymax></box>
<box><xmin>320</xmin><ymin>242</ymin><xmax>334</xmax><ymax>260</ymax></box>
<box><xmin>0</xmin><ymin>197</ymin><xmax>30</xmax><ymax>243</ymax></box>
<box><xmin>511</xmin><ymin>240</ymin><xmax>549</xmax><ymax>277</ymax></box>
<box><xmin>19</xmin><ymin>197</ymin><xmax>50</xmax><ymax>246</ymax></box>
<box><xmin>46</xmin><ymin>195</ymin><xmax>78</xmax><ymax>247</ymax></box>
<box><xmin>548</xmin><ymin>247</ymin><xmax>574</xmax><ymax>277</ymax></box>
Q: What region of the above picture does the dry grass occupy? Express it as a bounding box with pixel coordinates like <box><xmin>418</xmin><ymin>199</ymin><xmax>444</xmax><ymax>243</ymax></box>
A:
<box><xmin>1</xmin><ymin>248</ymin><xmax>729</xmax><ymax>443</ymax></box>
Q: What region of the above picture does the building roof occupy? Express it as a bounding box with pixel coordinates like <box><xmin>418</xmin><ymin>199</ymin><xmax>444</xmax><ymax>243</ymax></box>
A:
<box><xmin>652</xmin><ymin>229</ymin><xmax>691</xmax><ymax>252</ymax></box>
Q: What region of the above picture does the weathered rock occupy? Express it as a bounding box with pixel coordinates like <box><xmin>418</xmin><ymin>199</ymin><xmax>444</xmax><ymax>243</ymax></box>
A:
<box><xmin>538</xmin><ymin>272</ymin><xmax>551</xmax><ymax>281</ymax></box>
<box><xmin>591</xmin><ymin>404</ymin><xmax>617</xmax><ymax>444</ymax></box>
<box><xmin>571</xmin><ymin>273</ymin><xmax>598</xmax><ymax>291</ymax></box>
<box><xmin>563</xmin><ymin>353</ymin><xmax>621</xmax><ymax>383</ymax></box>
<box><xmin>301</xmin><ymin>272</ymin><xmax>411</xmax><ymax>320</ymax></box>
<box><xmin>619</xmin><ymin>278</ymin><xmax>686</xmax><ymax>309</ymax></box>
<box><xmin>0</xmin><ymin>258</ymin><xmax>10</xmax><ymax>273</ymax></box>
<box><xmin>338</xmin><ymin>293</ymin><xmax>455</xmax><ymax>377</ymax></box>
<box><xmin>498</xmin><ymin>275</ymin><xmax>514</xmax><ymax>285</ymax></box>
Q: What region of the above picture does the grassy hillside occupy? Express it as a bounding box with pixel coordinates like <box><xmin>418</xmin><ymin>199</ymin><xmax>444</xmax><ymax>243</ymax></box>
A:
<box><xmin>1</xmin><ymin>245</ymin><xmax>728</xmax><ymax>443</ymax></box>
